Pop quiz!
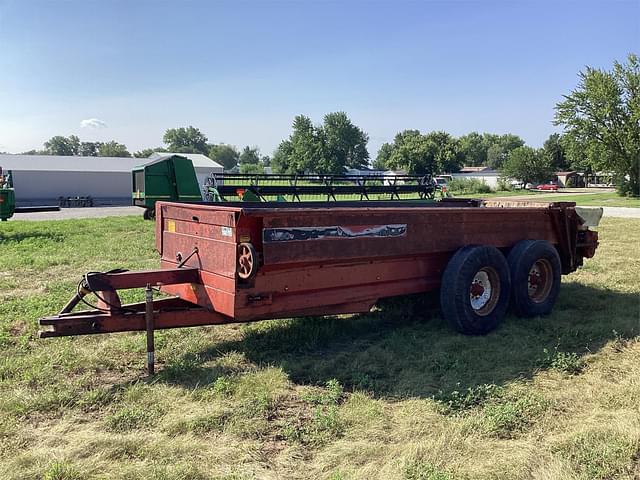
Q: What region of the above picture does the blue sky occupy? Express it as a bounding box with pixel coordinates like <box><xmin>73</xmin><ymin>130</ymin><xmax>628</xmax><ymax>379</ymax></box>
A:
<box><xmin>0</xmin><ymin>0</ymin><xmax>637</xmax><ymax>158</ymax></box>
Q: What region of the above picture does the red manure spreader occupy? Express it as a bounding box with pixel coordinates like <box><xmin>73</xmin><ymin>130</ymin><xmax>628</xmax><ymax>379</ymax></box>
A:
<box><xmin>39</xmin><ymin>199</ymin><xmax>600</xmax><ymax>373</ymax></box>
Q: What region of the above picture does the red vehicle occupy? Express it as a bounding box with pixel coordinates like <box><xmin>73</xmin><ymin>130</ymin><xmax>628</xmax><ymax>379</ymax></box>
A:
<box><xmin>40</xmin><ymin>199</ymin><xmax>599</xmax><ymax>373</ymax></box>
<box><xmin>535</xmin><ymin>183</ymin><xmax>559</xmax><ymax>191</ymax></box>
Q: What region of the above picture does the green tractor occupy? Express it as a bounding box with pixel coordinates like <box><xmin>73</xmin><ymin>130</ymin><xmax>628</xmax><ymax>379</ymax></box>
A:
<box><xmin>132</xmin><ymin>155</ymin><xmax>203</xmax><ymax>219</ymax></box>
<box><xmin>0</xmin><ymin>167</ymin><xmax>16</xmax><ymax>221</ymax></box>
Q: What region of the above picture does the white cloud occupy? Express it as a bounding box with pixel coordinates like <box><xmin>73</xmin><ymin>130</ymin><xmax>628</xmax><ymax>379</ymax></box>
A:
<box><xmin>80</xmin><ymin>118</ymin><xmax>107</xmax><ymax>129</ymax></box>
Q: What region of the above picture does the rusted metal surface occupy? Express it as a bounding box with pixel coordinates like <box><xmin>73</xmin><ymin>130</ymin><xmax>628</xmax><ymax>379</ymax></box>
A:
<box><xmin>577</xmin><ymin>230</ymin><xmax>599</xmax><ymax>260</ymax></box>
<box><xmin>40</xmin><ymin>297</ymin><xmax>232</xmax><ymax>337</ymax></box>
<box><xmin>84</xmin><ymin>268</ymin><xmax>200</xmax><ymax>291</ymax></box>
<box><xmin>39</xmin><ymin>199</ymin><xmax>597</xmax><ymax>338</ymax></box>
<box><xmin>256</xmin><ymin>209</ymin><xmax>555</xmax><ymax>266</ymax></box>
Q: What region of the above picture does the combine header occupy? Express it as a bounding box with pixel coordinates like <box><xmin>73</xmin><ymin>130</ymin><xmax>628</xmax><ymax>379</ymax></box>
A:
<box><xmin>39</xmin><ymin>198</ymin><xmax>601</xmax><ymax>374</ymax></box>
<box><xmin>204</xmin><ymin>173</ymin><xmax>437</xmax><ymax>202</ymax></box>
<box><xmin>133</xmin><ymin>161</ymin><xmax>439</xmax><ymax>219</ymax></box>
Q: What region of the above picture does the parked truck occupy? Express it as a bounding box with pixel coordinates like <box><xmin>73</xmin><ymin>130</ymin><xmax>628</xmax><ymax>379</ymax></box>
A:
<box><xmin>40</xmin><ymin>198</ymin><xmax>600</xmax><ymax>373</ymax></box>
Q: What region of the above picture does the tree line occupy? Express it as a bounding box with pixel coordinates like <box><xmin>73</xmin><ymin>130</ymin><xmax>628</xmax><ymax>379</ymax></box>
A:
<box><xmin>23</xmin><ymin>127</ymin><xmax>271</xmax><ymax>174</ymax></box>
<box><xmin>270</xmin><ymin>53</ymin><xmax>637</xmax><ymax>193</ymax></box>
<box><xmin>272</xmin><ymin>118</ymin><xmax>570</xmax><ymax>185</ymax></box>
<box><xmin>26</xmin><ymin>123</ymin><xmax>563</xmax><ymax>184</ymax></box>
<box><xmin>23</xmin><ymin>136</ymin><xmax>132</xmax><ymax>158</ymax></box>
<box><xmin>19</xmin><ymin>53</ymin><xmax>638</xmax><ymax>195</ymax></box>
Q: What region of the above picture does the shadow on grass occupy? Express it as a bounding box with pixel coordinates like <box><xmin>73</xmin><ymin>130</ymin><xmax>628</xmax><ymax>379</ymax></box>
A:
<box><xmin>0</xmin><ymin>231</ymin><xmax>65</xmax><ymax>243</ymax></box>
<box><xmin>157</xmin><ymin>283</ymin><xmax>639</xmax><ymax>399</ymax></box>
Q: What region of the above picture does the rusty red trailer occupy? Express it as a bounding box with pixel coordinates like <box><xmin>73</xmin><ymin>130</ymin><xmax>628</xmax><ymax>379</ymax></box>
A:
<box><xmin>40</xmin><ymin>199</ymin><xmax>600</xmax><ymax>371</ymax></box>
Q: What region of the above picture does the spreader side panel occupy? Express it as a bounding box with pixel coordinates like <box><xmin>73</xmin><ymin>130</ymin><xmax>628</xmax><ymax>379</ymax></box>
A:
<box><xmin>259</xmin><ymin>208</ymin><xmax>557</xmax><ymax>266</ymax></box>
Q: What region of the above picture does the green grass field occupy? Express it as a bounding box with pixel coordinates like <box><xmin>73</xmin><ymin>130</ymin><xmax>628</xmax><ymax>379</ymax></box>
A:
<box><xmin>1</xmin><ymin>216</ymin><xmax>639</xmax><ymax>479</ymax></box>
<box><xmin>473</xmin><ymin>190</ymin><xmax>640</xmax><ymax>208</ymax></box>
<box><xmin>226</xmin><ymin>190</ymin><xmax>640</xmax><ymax>208</ymax></box>
<box><xmin>529</xmin><ymin>192</ymin><xmax>640</xmax><ymax>207</ymax></box>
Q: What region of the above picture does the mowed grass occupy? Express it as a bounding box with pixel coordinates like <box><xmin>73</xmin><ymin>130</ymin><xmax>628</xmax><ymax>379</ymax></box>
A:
<box><xmin>533</xmin><ymin>192</ymin><xmax>640</xmax><ymax>208</ymax></box>
<box><xmin>475</xmin><ymin>190</ymin><xmax>640</xmax><ymax>208</ymax></box>
<box><xmin>1</xmin><ymin>215</ymin><xmax>639</xmax><ymax>479</ymax></box>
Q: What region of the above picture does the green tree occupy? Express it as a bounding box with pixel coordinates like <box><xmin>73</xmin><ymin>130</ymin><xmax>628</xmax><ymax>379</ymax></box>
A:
<box><xmin>163</xmin><ymin>126</ymin><xmax>209</xmax><ymax>154</ymax></box>
<box><xmin>68</xmin><ymin>135</ymin><xmax>80</xmax><ymax>155</ymax></box>
<box><xmin>237</xmin><ymin>146</ymin><xmax>267</xmax><ymax>174</ymax></box>
<box><xmin>20</xmin><ymin>149</ymin><xmax>47</xmax><ymax>155</ymax></box>
<box><xmin>239</xmin><ymin>163</ymin><xmax>265</xmax><ymax>174</ymax></box>
<box><xmin>133</xmin><ymin>147</ymin><xmax>166</xmax><ymax>158</ymax></box>
<box><xmin>373</xmin><ymin>142</ymin><xmax>394</xmax><ymax>170</ymax></box>
<box><xmin>44</xmin><ymin>135</ymin><xmax>80</xmax><ymax>156</ymax></box>
<box><xmin>486</xmin><ymin>134</ymin><xmax>525</xmax><ymax>169</ymax></box>
<box><xmin>486</xmin><ymin>144</ymin><xmax>503</xmax><ymax>168</ymax></box>
<box><xmin>555</xmin><ymin>53</ymin><xmax>639</xmax><ymax>196</ymax></box>
<box><xmin>383</xmin><ymin>130</ymin><xmax>422</xmax><ymax>172</ymax></box>
<box><xmin>542</xmin><ymin>133</ymin><xmax>568</xmax><ymax>171</ymax></box>
<box><xmin>320</xmin><ymin>111</ymin><xmax>369</xmax><ymax>172</ymax></box>
<box><xmin>499</xmin><ymin>134</ymin><xmax>526</xmax><ymax>152</ymax></box>
<box><xmin>459</xmin><ymin>132</ymin><xmax>488</xmax><ymax>166</ymax></box>
<box><xmin>381</xmin><ymin>130</ymin><xmax>461</xmax><ymax>175</ymax></box>
<box><xmin>208</xmin><ymin>144</ymin><xmax>239</xmax><ymax>170</ymax></box>
<box><xmin>98</xmin><ymin>141</ymin><xmax>131</xmax><ymax>157</ymax></box>
<box><xmin>386</xmin><ymin>132</ymin><xmax>433</xmax><ymax>174</ymax></box>
<box><xmin>501</xmin><ymin>146</ymin><xmax>554</xmax><ymax>184</ymax></box>
<box><xmin>239</xmin><ymin>146</ymin><xmax>261</xmax><ymax>165</ymax></box>
<box><xmin>283</xmin><ymin>114</ymin><xmax>321</xmax><ymax>173</ymax></box>
<box><xmin>79</xmin><ymin>141</ymin><xmax>102</xmax><ymax>156</ymax></box>
<box><xmin>560</xmin><ymin>135</ymin><xmax>597</xmax><ymax>173</ymax></box>
<box><xmin>425</xmin><ymin>131</ymin><xmax>463</xmax><ymax>173</ymax></box>
<box><xmin>271</xmin><ymin>113</ymin><xmax>369</xmax><ymax>174</ymax></box>
<box><xmin>271</xmin><ymin>139</ymin><xmax>294</xmax><ymax>173</ymax></box>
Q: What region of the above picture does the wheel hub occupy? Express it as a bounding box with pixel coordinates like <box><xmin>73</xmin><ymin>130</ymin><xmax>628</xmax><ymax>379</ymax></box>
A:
<box><xmin>527</xmin><ymin>259</ymin><xmax>552</xmax><ymax>303</ymax></box>
<box><xmin>470</xmin><ymin>281</ymin><xmax>485</xmax><ymax>298</ymax></box>
<box><xmin>528</xmin><ymin>268</ymin><xmax>543</xmax><ymax>286</ymax></box>
<box><xmin>470</xmin><ymin>270</ymin><xmax>492</xmax><ymax>311</ymax></box>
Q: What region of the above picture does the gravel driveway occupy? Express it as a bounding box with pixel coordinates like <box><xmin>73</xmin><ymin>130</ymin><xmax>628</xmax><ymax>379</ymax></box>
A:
<box><xmin>9</xmin><ymin>206</ymin><xmax>140</xmax><ymax>221</ymax></box>
<box><xmin>599</xmin><ymin>207</ymin><xmax>640</xmax><ymax>219</ymax></box>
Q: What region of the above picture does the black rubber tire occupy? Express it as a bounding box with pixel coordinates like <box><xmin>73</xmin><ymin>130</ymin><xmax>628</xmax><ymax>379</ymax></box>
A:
<box><xmin>507</xmin><ymin>240</ymin><xmax>561</xmax><ymax>318</ymax></box>
<box><xmin>440</xmin><ymin>245</ymin><xmax>511</xmax><ymax>335</ymax></box>
<box><xmin>143</xmin><ymin>208</ymin><xmax>155</xmax><ymax>221</ymax></box>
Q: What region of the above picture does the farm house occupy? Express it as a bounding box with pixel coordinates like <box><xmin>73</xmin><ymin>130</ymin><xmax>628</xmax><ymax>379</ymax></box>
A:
<box><xmin>0</xmin><ymin>152</ymin><xmax>223</xmax><ymax>206</ymax></box>
<box><xmin>452</xmin><ymin>166</ymin><xmax>501</xmax><ymax>189</ymax></box>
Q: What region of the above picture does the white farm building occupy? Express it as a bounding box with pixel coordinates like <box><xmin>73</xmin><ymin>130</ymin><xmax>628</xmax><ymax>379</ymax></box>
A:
<box><xmin>0</xmin><ymin>152</ymin><xmax>223</xmax><ymax>206</ymax></box>
<box><xmin>451</xmin><ymin>166</ymin><xmax>501</xmax><ymax>189</ymax></box>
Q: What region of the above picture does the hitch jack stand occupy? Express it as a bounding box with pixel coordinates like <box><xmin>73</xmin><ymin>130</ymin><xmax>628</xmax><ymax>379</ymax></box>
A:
<box><xmin>145</xmin><ymin>284</ymin><xmax>155</xmax><ymax>375</ymax></box>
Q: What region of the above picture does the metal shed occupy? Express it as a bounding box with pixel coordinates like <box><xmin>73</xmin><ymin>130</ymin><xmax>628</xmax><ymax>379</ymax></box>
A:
<box><xmin>0</xmin><ymin>152</ymin><xmax>223</xmax><ymax>207</ymax></box>
<box><xmin>0</xmin><ymin>154</ymin><xmax>142</xmax><ymax>206</ymax></box>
